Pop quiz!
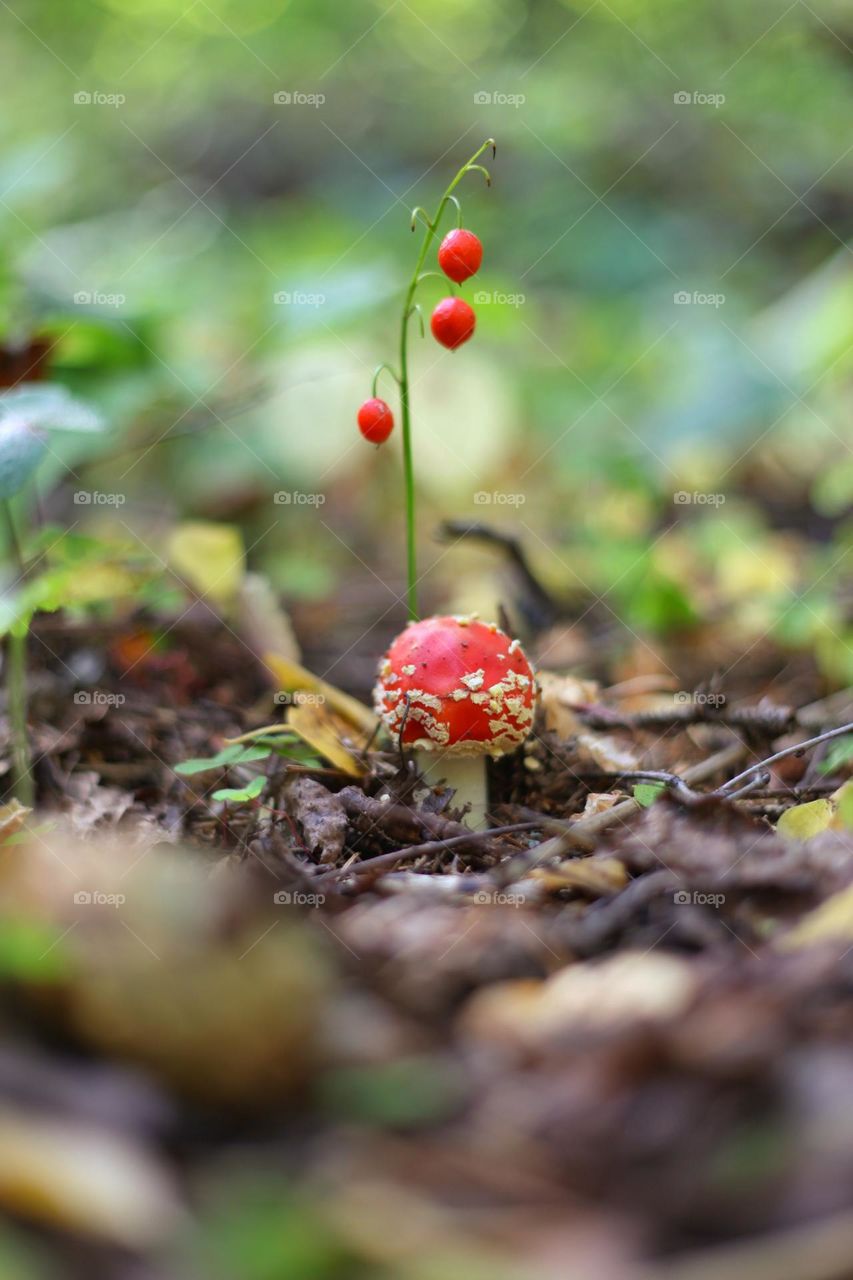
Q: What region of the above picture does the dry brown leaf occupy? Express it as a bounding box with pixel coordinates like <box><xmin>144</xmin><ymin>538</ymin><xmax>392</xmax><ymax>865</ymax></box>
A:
<box><xmin>285</xmin><ymin>776</ymin><xmax>348</xmax><ymax>863</ymax></box>
<box><xmin>576</xmin><ymin>731</ymin><xmax>641</xmax><ymax>773</ymax></box>
<box><xmin>580</xmin><ymin>791</ymin><xmax>623</xmax><ymax>818</ymax></box>
<box><xmin>460</xmin><ymin>952</ymin><xmax>697</xmax><ymax>1050</ymax></box>
<box><xmin>529</xmin><ymin>856</ymin><xmax>628</xmax><ymax>898</ymax></box>
<box><xmin>537</xmin><ymin>672</ymin><xmax>600</xmax><ymax>739</ymax></box>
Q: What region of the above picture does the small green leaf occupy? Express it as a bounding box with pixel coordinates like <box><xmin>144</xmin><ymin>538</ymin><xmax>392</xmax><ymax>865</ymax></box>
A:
<box><xmin>174</xmin><ymin>744</ymin><xmax>271</xmax><ymax>776</ymax></box>
<box><xmin>819</xmin><ymin>735</ymin><xmax>853</xmax><ymax>775</ymax></box>
<box><xmin>634</xmin><ymin>782</ymin><xmax>666</xmax><ymax>807</ymax></box>
<box><xmin>212</xmin><ymin>776</ymin><xmax>266</xmax><ymax>804</ymax></box>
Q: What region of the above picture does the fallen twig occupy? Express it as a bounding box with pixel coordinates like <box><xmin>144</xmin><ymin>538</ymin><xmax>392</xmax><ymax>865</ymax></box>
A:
<box><xmin>715</xmin><ymin>721</ymin><xmax>853</xmax><ymax>796</ymax></box>
<box><xmin>522</xmin><ymin>741</ymin><xmax>747</xmax><ymax>861</ymax></box>
<box><xmin>331</xmin><ymin>821</ymin><xmax>542</xmax><ymax>885</ymax></box>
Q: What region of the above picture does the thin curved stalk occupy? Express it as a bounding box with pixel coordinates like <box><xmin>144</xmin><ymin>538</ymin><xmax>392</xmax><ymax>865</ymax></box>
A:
<box><xmin>3</xmin><ymin>500</ymin><xmax>32</xmax><ymax>806</ymax></box>
<box><xmin>398</xmin><ymin>138</ymin><xmax>495</xmax><ymax>621</ymax></box>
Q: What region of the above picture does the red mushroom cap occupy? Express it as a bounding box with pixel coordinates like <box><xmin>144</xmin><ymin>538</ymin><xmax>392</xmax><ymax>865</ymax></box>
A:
<box><xmin>373</xmin><ymin>615</ymin><xmax>536</xmax><ymax>757</ymax></box>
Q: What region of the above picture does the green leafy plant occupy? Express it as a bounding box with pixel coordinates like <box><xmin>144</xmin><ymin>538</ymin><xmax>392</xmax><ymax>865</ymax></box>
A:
<box><xmin>0</xmin><ymin>386</ymin><xmax>103</xmax><ymax>804</ymax></box>
<box><xmin>174</xmin><ymin>729</ymin><xmax>323</xmax><ymax>810</ymax></box>
<box><xmin>356</xmin><ymin>139</ymin><xmax>496</xmax><ymax>620</ymax></box>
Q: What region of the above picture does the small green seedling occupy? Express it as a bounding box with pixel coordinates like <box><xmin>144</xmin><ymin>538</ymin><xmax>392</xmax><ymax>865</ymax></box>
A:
<box><xmin>0</xmin><ymin>384</ymin><xmax>103</xmax><ymax>804</ymax></box>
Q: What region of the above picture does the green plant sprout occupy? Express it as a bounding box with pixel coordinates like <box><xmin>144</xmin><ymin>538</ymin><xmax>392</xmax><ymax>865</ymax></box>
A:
<box><xmin>0</xmin><ymin>385</ymin><xmax>103</xmax><ymax>804</ymax></box>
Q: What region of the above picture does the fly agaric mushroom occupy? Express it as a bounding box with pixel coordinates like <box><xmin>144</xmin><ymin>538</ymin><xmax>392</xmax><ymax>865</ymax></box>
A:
<box><xmin>373</xmin><ymin>615</ymin><xmax>536</xmax><ymax>827</ymax></box>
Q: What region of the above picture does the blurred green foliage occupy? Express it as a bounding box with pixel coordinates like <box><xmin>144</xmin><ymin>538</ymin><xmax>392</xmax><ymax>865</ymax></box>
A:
<box><xmin>0</xmin><ymin>0</ymin><xmax>850</xmax><ymax>670</ymax></box>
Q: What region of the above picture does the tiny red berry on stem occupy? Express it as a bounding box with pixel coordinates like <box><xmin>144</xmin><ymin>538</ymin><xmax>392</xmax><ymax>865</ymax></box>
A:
<box><xmin>357</xmin><ymin>397</ymin><xmax>394</xmax><ymax>444</ymax></box>
<box><xmin>438</xmin><ymin>228</ymin><xmax>483</xmax><ymax>283</ymax></box>
<box><xmin>430</xmin><ymin>297</ymin><xmax>476</xmax><ymax>350</ymax></box>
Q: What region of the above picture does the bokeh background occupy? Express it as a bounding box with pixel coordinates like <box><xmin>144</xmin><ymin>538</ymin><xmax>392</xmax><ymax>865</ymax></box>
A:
<box><xmin>2</xmin><ymin>0</ymin><xmax>852</xmax><ymax>683</ymax></box>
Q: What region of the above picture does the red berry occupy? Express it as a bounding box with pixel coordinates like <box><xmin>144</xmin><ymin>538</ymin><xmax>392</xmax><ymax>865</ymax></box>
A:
<box><xmin>357</xmin><ymin>397</ymin><xmax>394</xmax><ymax>444</ymax></box>
<box><xmin>438</xmin><ymin>228</ymin><xmax>483</xmax><ymax>283</ymax></box>
<box><xmin>430</xmin><ymin>297</ymin><xmax>476</xmax><ymax>350</ymax></box>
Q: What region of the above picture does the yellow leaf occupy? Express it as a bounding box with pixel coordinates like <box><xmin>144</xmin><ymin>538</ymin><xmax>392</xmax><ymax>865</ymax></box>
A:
<box><xmin>778</xmin><ymin>882</ymin><xmax>853</xmax><ymax>951</ymax></box>
<box><xmin>62</xmin><ymin>563</ymin><xmax>139</xmax><ymax>607</ymax></box>
<box><xmin>777</xmin><ymin>797</ymin><xmax>835</xmax><ymax>841</ymax></box>
<box><xmin>832</xmin><ymin>779</ymin><xmax>853</xmax><ymax>831</ymax></box>
<box><xmin>287</xmin><ymin>701</ymin><xmax>370</xmax><ymax>778</ymax></box>
<box><xmin>167</xmin><ymin>522</ymin><xmax>244</xmax><ymax>607</ymax></box>
<box><xmin>263</xmin><ymin>652</ymin><xmax>378</xmax><ymax>736</ymax></box>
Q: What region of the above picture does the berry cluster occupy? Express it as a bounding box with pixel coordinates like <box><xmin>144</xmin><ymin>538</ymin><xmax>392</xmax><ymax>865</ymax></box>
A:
<box><xmin>357</xmin><ymin>226</ymin><xmax>483</xmax><ymax>444</ymax></box>
<box><xmin>350</xmin><ymin>139</ymin><xmax>496</xmax><ymax>620</ymax></box>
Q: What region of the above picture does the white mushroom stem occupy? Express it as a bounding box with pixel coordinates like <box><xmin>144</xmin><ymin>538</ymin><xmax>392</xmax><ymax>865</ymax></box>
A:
<box><xmin>415</xmin><ymin>750</ymin><xmax>489</xmax><ymax>830</ymax></box>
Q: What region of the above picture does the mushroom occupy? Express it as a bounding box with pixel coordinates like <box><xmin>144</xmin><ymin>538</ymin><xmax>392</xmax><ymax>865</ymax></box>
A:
<box><xmin>373</xmin><ymin>615</ymin><xmax>536</xmax><ymax>827</ymax></box>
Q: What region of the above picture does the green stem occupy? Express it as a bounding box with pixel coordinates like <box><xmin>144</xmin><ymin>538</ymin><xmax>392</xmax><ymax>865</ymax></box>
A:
<box><xmin>398</xmin><ymin>138</ymin><xmax>495</xmax><ymax>621</ymax></box>
<box><xmin>7</xmin><ymin>629</ymin><xmax>32</xmax><ymax>807</ymax></box>
<box><xmin>3</xmin><ymin>501</ymin><xmax>32</xmax><ymax>806</ymax></box>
